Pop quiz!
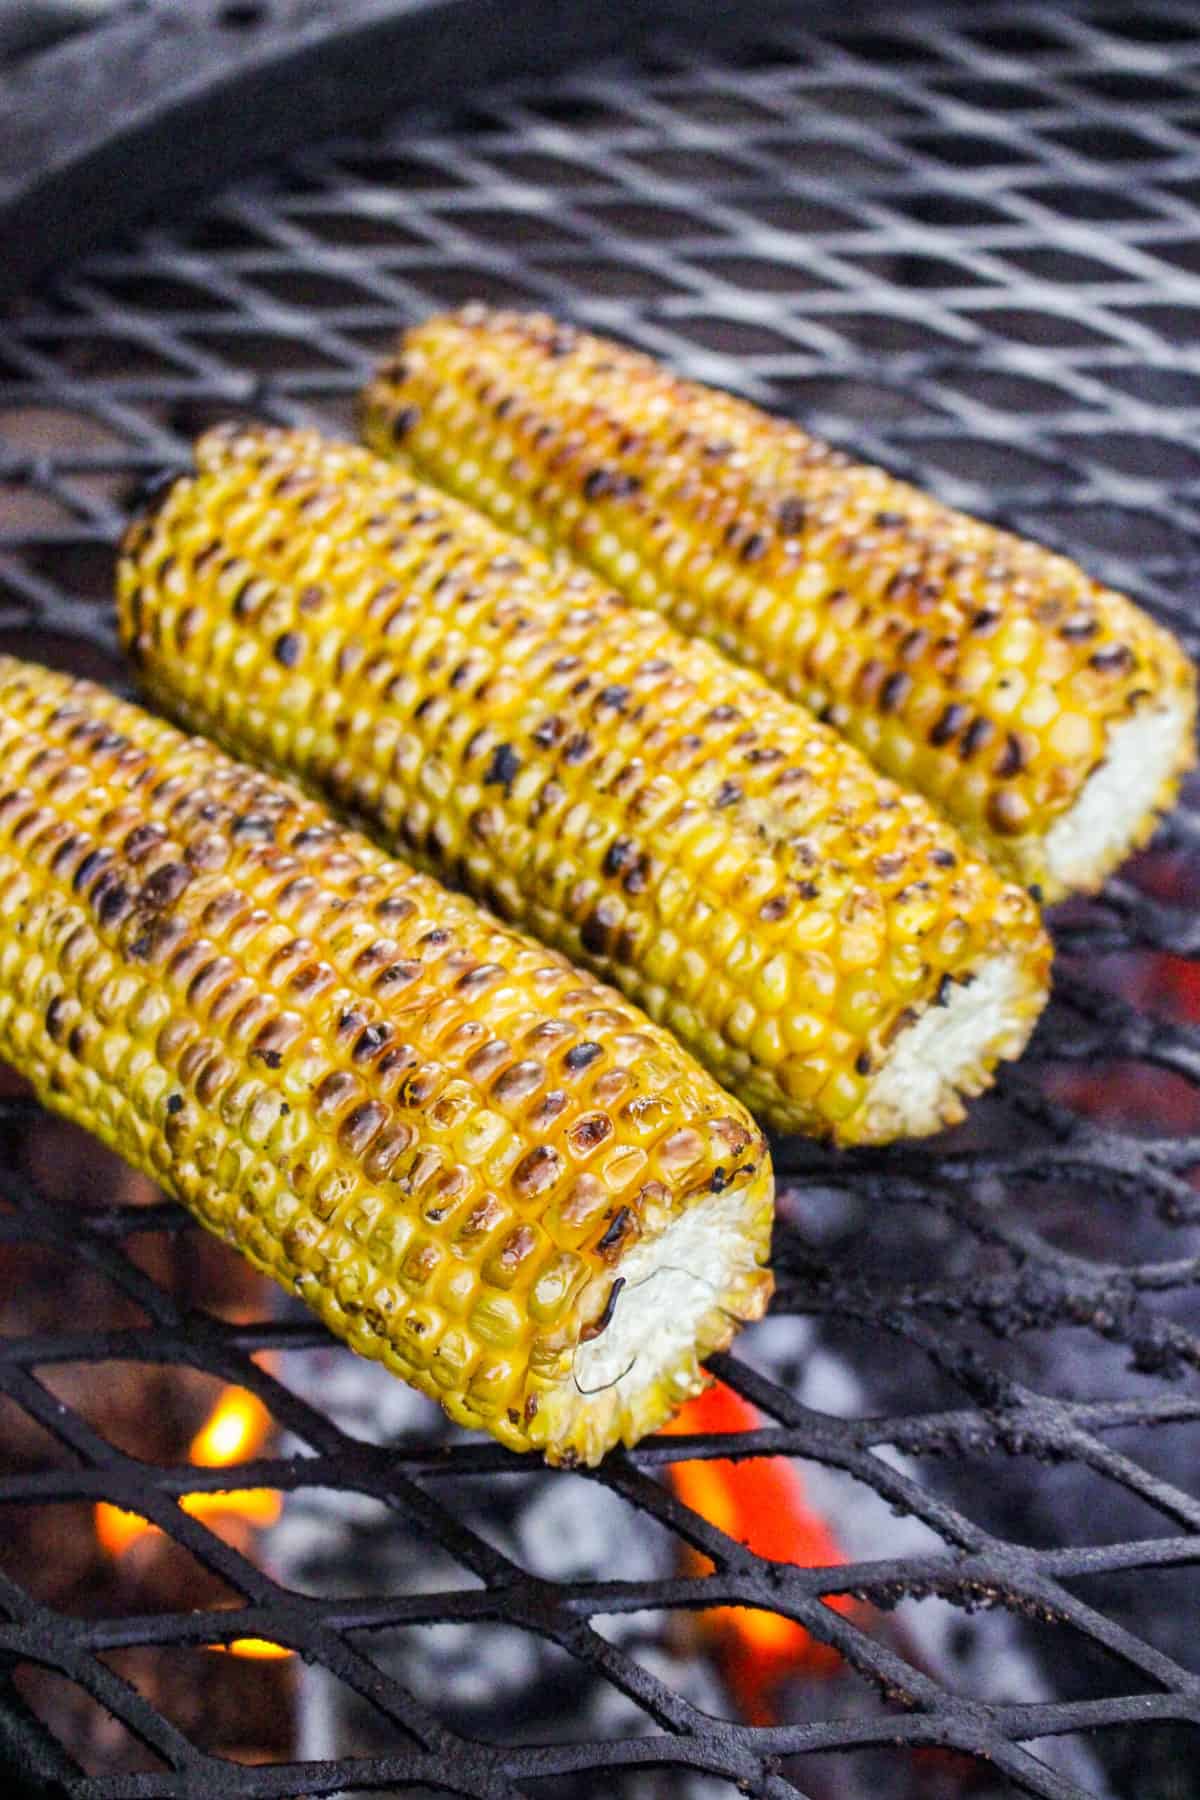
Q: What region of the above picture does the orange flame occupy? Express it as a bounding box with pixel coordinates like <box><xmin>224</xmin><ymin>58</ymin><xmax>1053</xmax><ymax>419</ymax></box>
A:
<box><xmin>664</xmin><ymin>1380</ymin><xmax>858</xmax><ymax>1724</ymax></box>
<box><xmin>94</xmin><ymin>1384</ymin><xmax>291</xmax><ymax>1662</ymax></box>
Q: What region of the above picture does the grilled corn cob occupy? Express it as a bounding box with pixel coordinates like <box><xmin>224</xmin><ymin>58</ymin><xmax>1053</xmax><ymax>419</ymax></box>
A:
<box><xmin>118</xmin><ymin>425</ymin><xmax>1051</xmax><ymax>1144</ymax></box>
<box><xmin>361</xmin><ymin>306</ymin><xmax>1196</xmax><ymax>900</ymax></box>
<box><xmin>0</xmin><ymin>655</ymin><xmax>774</xmax><ymax>1465</ymax></box>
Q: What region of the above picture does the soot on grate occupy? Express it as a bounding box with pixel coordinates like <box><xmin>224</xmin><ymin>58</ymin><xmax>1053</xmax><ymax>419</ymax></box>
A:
<box><xmin>3</xmin><ymin>3</ymin><xmax>1200</xmax><ymax>1797</ymax></box>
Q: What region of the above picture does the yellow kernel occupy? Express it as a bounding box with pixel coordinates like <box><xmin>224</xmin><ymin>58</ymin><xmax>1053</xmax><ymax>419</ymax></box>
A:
<box><xmin>752</xmin><ymin>953</ymin><xmax>791</xmax><ymax>1011</ymax></box>
<box><xmin>836</xmin><ymin>975</ymin><xmax>886</xmax><ymax>1035</ymax></box>
<box><xmin>821</xmin><ymin>1069</ymin><xmax>868</xmax><ymax>1122</ymax></box>
<box><xmin>470</xmin><ymin>1294</ymin><xmax>525</xmax><ymax>1349</ymax></box>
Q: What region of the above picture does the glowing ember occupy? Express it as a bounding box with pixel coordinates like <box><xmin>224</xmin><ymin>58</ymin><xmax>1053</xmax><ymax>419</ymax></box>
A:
<box><xmin>190</xmin><ymin>1389</ymin><xmax>274</xmax><ymax>1467</ymax></box>
<box><xmin>93</xmin><ymin>1383</ymin><xmax>290</xmax><ymax>1662</ymax></box>
<box><xmin>208</xmin><ymin>1638</ymin><xmax>292</xmax><ymax>1661</ymax></box>
<box><xmin>94</xmin><ymin>1503</ymin><xmax>151</xmax><ymax>1560</ymax></box>
<box><xmin>664</xmin><ymin>1379</ymin><xmax>858</xmax><ymax>1724</ymax></box>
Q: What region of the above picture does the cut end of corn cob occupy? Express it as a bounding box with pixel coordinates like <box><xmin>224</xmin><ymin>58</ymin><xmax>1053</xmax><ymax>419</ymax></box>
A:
<box><xmin>862</xmin><ymin>952</ymin><xmax>1028</xmax><ymax>1141</ymax></box>
<box><xmin>542</xmin><ymin>1160</ymin><xmax>774</xmax><ymax>1463</ymax></box>
<box><xmin>1041</xmin><ymin>696</ymin><xmax>1194</xmax><ymax>894</ymax></box>
<box><xmin>363</xmin><ymin>306</ymin><xmax>1197</xmax><ymax>902</ymax></box>
<box><xmin>0</xmin><ymin>655</ymin><xmax>773</xmax><ymax>1465</ymax></box>
<box><xmin>119</xmin><ymin>424</ymin><xmax>1051</xmax><ymax>1146</ymax></box>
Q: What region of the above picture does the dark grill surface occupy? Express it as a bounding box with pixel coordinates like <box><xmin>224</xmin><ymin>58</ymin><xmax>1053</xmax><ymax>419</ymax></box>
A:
<box><xmin>3</xmin><ymin>3</ymin><xmax>1200</xmax><ymax>1796</ymax></box>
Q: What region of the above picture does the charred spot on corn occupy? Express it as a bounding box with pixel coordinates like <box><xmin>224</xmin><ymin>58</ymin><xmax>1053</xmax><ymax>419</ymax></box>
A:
<box><xmin>596</xmin><ymin>1207</ymin><xmax>634</xmax><ymax>1257</ymax></box>
<box><xmin>273</xmin><ymin>631</ymin><xmax>303</xmax><ymax>668</ymax></box>
<box><xmin>580</xmin><ymin>1276</ymin><xmax>626</xmax><ymax>1341</ymax></box>
<box><xmin>484</xmin><ymin>743</ymin><xmax>521</xmax><ymax>792</ymax></box>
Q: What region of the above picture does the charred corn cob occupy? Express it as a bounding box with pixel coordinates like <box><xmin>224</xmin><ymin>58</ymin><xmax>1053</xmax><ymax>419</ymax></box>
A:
<box><xmin>118</xmin><ymin>425</ymin><xmax>1051</xmax><ymax>1144</ymax></box>
<box><xmin>361</xmin><ymin>307</ymin><xmax>1197</xmax><ymax>900</ymax></box>
<box><xmin>0</xmin><ymin>656</ymin><xmax>774</xmax><ymax>1465</ymax></box>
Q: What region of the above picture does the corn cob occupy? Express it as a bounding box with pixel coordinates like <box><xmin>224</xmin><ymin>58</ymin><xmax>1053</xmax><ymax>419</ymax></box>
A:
<box><xmin>118</xmin><ymin>425</ymin><xmax>1051</xmax><ymax>1145</ymax></box>
<box><xmin>0</xmin><ymin>655</ymin><xmax>774</xmax><ymax>1465</ymax></box>
<box><xmin>360</xmin><ymin>306</ymin><xmax>1197</xmax><ymax>901</ymax></box>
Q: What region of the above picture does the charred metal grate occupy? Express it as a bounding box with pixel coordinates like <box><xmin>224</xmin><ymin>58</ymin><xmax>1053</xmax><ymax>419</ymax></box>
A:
<box><xmin>4</xmin><ymin>1</ymin><xmax>1200</xmax><ymax>1795</ymax></box>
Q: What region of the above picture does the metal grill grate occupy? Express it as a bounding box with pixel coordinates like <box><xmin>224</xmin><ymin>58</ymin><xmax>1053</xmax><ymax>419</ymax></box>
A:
<box><xmin>3</xmin><ymin>2</ymin><xmax>1200</xmax><ymax>1795</ymax></box>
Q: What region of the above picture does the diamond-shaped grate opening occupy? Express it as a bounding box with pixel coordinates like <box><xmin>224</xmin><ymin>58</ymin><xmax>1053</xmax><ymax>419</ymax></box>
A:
<box><xmin>3</xmin><ymin>4</ymin><xmax>1200</xmax><ymax>1798</ymax></box>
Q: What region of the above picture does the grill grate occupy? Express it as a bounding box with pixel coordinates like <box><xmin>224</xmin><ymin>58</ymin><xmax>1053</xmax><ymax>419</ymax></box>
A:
<box><xmin>4</xmin><ymin>2</ymin><xmax>1200</xmax><ymax>1795</ymax></box>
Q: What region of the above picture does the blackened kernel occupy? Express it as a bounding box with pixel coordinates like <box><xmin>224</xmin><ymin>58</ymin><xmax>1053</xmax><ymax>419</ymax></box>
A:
<box><xmin>457</xmin><ymin>961</ymin><xmax>503</xmax><ymax>993</ymax></box>
<box><xmin>44</xmin><ymin>996</ymin><xmax>69</xmax><ymax>1041</ymax></box>
<box><xmin>565</xmin><ymin>1041</ymin><xmax>603</xmax><ymax>1074</ymax></box>
<box><xmin>1060</xmin><ymin>616</ymin><xmax>1099</xmax><ymax>641</ymax></box>
<box><xmin>740</xmin><ymin>530</ymin><xmax>769</xmax><ymax>563</ymax></box>
<box><xmin>514</xmin><ymin>1145</ymin><xmax>563</xmax><ymax>1197</ymax></box>
<box><xmin>272</xmin><ymin>631</ymin><xmax>303</xmax><ymax>669</ymax></box>
<box><xmin>569</xmin><ymin>1114</ymin><xmax>613</xmax><ymax>1155</ymax></box>
<box><xmin>603</xmin><ymin>837</ymin><xmax>635</xmax><ymax>878</ymax></box>
<box><xmin>970</xmin><ymin>609</ymin><xmax>1002</xmax><ymax>635</ymax></box>
<box><xmin>596</xmin><ymin>1206</ymin><xmax>633</xmax><ymax>1254</ymax></box>
<box><xmin>166</xmin><ymin>1093</ymin><xmax>184</xmax><ymax>1115</ymax></box>
<box><xmin>339</xmin><ymin>1101</ymin><xmax>388</xmax><ymax>1156</ymax></box>
<box><xmin>123</xmin><ymin>822</ymin><xmax>167</xmax><ymax>863</ymax></box>
<box><xmin>596</xmin><ymin>684</ymin><xmax>630</xmax><ymax>711</ymax></box>
<box><xmin>72</xmin><ymin>847</ymin><xmax>112</xmax><ymax>894</ymax></box>
<box><xmin>961</xmin><ymin>717</ymin><xmax>995</xmax><ymax>759</ymax></box>
<box><xmin>994</xmin><ymin>733</ymin><xmax>1027</xmax><ymax>779</ymax></box>
<box><xmin>930</xmin><ymin>847</ymin><xmax>958</xmax><ymax>869</ymax></box>
<box><xmin>390</xmin><ymin>405</ymin><xmax>420</xmax><ymax>442</ymax></box>
<box><xmin>532</xmin><ymin>715</ymin><xmax>565</xmax><ymax>749</ymax></box>
<box><xmin>855</xmin><ymin>1051</ymin><xmax>872</xmax><ymax>1076</ymax></box>
<box><xmin>713</xmin><ymin>779</ymin><xmax>741</xmax><ymax>808</ymax></box>
<box><xmin>874</xmin><ymin>509</ymin><xmax>908</xmax><ymax>529</ymax></box>
<box><xmin>1090</xmin><ymin>643</ymin><xmax>1135</xmax><ymax>674</ymax></box>
<box><xmin>140</xmin><ymin>861</ymin><xmax>191</xmax><ymax>909</ymax></box>
<box><xmin>231</xmin><ymin>814</ymin><xmax>275</xmax><ymax>842</ymax></box>
<box><xmin>562</xmin><ymin>732</ymin><xmax>591</xmax><ymax>765</ymax></box>
<box><xmin>353</xmin><ymin>1022</ymin><xmax>393</xmax><ymax>1063</ymax></box>
<box><xmin>930</xmin><ymin>703</ymin><xmax>968</xmax><ymax>747</ymax></box>
<box><xmin>777</xmin><ymin>496</ymin><xmax>807</xmax><ymax>534</ymax></box>
<box><xmin>95</xmin><ymin>877</ymin><xmax>131</xmax><ymax>926</ymax></box>
<box><xmin>581</xmin><ymin>902</ymin><xmax>621</xmax><ymax>956</ymax></box>
<box><xmin>759</xmin><ymin>894</ymin><xmax>790</xmax><ymax>922</ymax></box>
<box><xmin>880</xmin><ymin>671</ymin><xmax>911</xmax><ymax>712</ymax></box>
<box><xmin>484</xmin><ymin>743</ymin><xmax>521</xmax><ymax>792</ymax></box>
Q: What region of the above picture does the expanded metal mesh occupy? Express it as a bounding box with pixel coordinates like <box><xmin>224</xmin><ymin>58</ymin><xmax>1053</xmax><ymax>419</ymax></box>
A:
<box><xmin>3</xmin><ymin>2</ymin><xmax>1200</xmax><ymax>1795</ymax></box>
